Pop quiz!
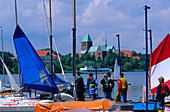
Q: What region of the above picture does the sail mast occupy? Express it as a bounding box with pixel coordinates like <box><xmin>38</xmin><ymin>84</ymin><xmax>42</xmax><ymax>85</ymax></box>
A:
<box><xmin>72</xmin><ymin>0</ymin><xmax>76</xmax><ymax>100</ymax></box>
<box><xmin>14</xmin><ymin>0</ymin><xmax>21</xmax><ymax>87</ymax></box>
<box><xmin>116</xmin><ymin>34</ymin><xmax>121</xmax><ymax>73</ymax></box>
<box><xmin>15</xmin><ymin>0</ymin><xmax>18</xmax><ymax>25</ymax></box>
<box><xmin>1</xmin><ymin>26</ymin><xmax>5</xmax><ymax>93</ymax></box>
<box><xmin>144</xmin><ymin>5</ymin><xmax>150</xmax><ymax>112</ymax></box>
<box><xmin>49</xmin><ymin>0</ymin><xmax>54</xmax><ymax>79</ymax></box>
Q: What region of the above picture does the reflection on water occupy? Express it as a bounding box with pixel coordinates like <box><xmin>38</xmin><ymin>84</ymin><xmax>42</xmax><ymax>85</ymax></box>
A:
<box><xmin>0</xmin><ymin>72</ymin><xmax>146</xmax><ymax>101</ymax></box>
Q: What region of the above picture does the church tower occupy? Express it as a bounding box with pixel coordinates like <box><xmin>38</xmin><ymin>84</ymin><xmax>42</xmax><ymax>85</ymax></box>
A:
<box><xmin>81</xmin><ymin>34</ymin><xmax>92</xmax><ymax>50</ymax></box>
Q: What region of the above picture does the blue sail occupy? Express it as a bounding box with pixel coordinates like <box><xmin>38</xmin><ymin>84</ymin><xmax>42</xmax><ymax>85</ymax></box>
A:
<box><xmin>13</xmin><ymin>25</ymin><xmax>65</xmax><ymax>93</ymax></box>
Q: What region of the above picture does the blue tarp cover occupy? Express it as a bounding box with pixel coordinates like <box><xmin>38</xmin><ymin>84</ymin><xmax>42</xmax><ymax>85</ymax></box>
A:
<box><xmin>131</xmin><ymin>102</ymin><xmax>157</xmax><ymax>110</ymax></box>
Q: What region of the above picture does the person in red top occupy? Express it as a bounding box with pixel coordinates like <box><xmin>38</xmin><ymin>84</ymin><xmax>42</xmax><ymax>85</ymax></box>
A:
<box><xmin>118</xmin><ymin>73</ymin><xmax>128</xmax><ymax>103</ymax></box>
<box><xmin>156</xmin><ymin>76</ymin><xmax>170</xmax><ymax>112</ymax></box>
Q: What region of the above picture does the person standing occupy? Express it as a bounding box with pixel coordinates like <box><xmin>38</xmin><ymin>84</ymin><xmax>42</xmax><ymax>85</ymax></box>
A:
<box><xmin>86</xmin><ymin>73</ymin><xmax>99</xmax><ymax>101</ymax></box>
<box><xmin>118</xmin><ymin>73</ymin><xmax>128</xmax><ymax>103</ymax></box>
<box><xmin>156</xmin><ymin>76</ymin><xmax>169</xmax><ymax>112</ymax></box>
<box><xmin>101</xmin><ymin>74</ymin><xmax>112</xmax><ymax>100</ymax></box>
<box><xmin>75</xmin><ymin>72</ymin><xmax>85</xmax><ymax>101</ymax></box>
<box><xmin>107</xmin><ymin>72</ymin><xmax>115</xmax><ymax>91</ymax></box>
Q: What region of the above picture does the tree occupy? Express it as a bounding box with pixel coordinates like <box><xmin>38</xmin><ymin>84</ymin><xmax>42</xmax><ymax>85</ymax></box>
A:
<box><xmin>77</xmin><ymin>60</ymin><xmax>95</xmax><ymax>68</ymax></box>
<box><xmin>80</xmin><ymin>56</ymin><xmax>84</xmax><ymax>62</ymax></box>
<box><xmin>97</xmin><ymin>56</ymin><xmax>102</xmax><ymax>63</ymax></box>
<box><xmin>91</xmin><ymin>55</ymin><xmax>96</xmax><ymax>61</ymax></box>
<box><xmin>122</xmin><ymin>62</ymin><xmax>133</xmax><ymax>71</ymax></box>
<box><xmin>131</xmin><ymin>59</ymin><xmax>139</xmax><ymax>71</ymax></box>
<box><xmin>139</xmin><ymin>61</ymin><xmax>146</xmax><ymax>71</ymax></box>
<box><xmin>54</xmin><ymin>62</ymin><xmax>61</xmax><ymax>73</ymax></box>
<box><xmin>84</xmin><ymin>53</ymin><xmax>92</xmax><ymax>61</ymax></box>
<box><xmin>131</xmin><ymin>51</ymin><xmax>138</xmax><ymax>57</ymax></box>
<box><xmin>76</xmin><ymin>58</ymin><xmax>81</xmax><ymax>65</ymax></box>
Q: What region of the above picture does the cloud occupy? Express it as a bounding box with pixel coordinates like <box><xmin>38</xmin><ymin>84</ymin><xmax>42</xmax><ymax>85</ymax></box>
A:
<box><xmin>2</xmin><ymin>0</ymin><xmax>170</xmax><ymax>55</ymax></box>
<box><xmin>93</xmin><ymin>32</ymin><xmax>105</xmax><ymax>46</ymax></box>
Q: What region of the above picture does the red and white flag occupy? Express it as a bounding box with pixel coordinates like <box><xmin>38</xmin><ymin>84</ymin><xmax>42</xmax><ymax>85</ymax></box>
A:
<box><xmin>150</xmin><ymin>33</ymin><xmax>170</xmax><ymax>93</ymax></box>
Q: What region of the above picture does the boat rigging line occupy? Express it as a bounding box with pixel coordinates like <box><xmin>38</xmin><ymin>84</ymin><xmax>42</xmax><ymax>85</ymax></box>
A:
<box><xmin>42</xmin><ymin>0</ymin><xmax>66</xmax><ymax>81</ymax></box>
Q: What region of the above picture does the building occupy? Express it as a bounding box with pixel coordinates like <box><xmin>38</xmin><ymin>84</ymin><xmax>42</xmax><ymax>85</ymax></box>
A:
<box><xmin>79</xmin><ymin>34</ymin><xmax>116</xmax><ymax>60</ymax></box>
<box><xmin>116</xmin><ymin>50</ymin><xmax>140</xmax><ymax>60</ymax></box>
<box><xmin>11</xmin><ymin>50</ymin><xmax>60</xmax><ymax>63</ymax></box>
<box><xmin>116</xmin><ymin>50</ymin><xmax>132</xmax><ymax>57</ymax></box>
<box><xmin>36</xmin><ymin>50</ymin><xmax>59</xmax><ymax>63</ymax></box>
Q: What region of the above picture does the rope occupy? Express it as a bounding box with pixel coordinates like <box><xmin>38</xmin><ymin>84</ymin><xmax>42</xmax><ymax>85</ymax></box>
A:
<box><xmin>43</xmin><ymin>0</ymin><xmax>50</xmax><ymax>47</ymax></box>
<box><xmin>42</xmin><ymin>0</ymin><xmax>66</xmax><ymax>81</ymax></box>
<box><xmin>53</xmin><ymin>38</ymin><xmax>67</xmax><ymax>81</ymax></box>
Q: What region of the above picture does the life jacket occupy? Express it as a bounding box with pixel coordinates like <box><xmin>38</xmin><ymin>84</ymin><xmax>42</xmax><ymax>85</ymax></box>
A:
<box><xmin>103</xmin><ymin>78</ymin><xmax>110</xmax><ymax>89</ymax></box>
<box><xmin>88</xmin><ymin>78</ymin><xmax>96</xmax><ymax>89</ymax></box>
<box><xmin>161</xmin><ymin>83</ymin><xmax>167</xmax><ymax>94</ymax></box>
<box><xmin>120</xmin><ymin>78</ymin><xmax>127</xmax><ymax>89</ymax></box>
<box><xmin>156</xmin><ymin>83</ymin><xmax>169</xmax><ymax>100</ymax></box>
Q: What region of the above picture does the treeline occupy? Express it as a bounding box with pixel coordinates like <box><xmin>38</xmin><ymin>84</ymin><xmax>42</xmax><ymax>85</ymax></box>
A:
<box><xmin>0</xmin><ymin>50</ymin><xmax>149</xmax><ymax>74</ymax></box>
<box><xmin>51</xmin><ymin>49</ymin><xmax>150</xmax><ymax>73</ymax></box>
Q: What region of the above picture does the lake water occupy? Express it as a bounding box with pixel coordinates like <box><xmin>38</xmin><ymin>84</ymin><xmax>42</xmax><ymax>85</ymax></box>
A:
<box><xmin>0</xmin><ymin>72</ymin><xmax>146</xmax><ymax>101</ymax></box>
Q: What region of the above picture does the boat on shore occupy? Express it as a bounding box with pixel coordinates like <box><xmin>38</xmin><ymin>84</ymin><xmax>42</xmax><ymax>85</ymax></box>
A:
<box><xmin>79</xmin><ymin>66</ymin><xmax>112</xmax><ymax>74</ymax></box>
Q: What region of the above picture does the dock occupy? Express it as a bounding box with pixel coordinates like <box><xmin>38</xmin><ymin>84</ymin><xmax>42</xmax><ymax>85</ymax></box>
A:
<box><xmin>0</xmin><ymin>106</ymin><xmax>35</xmax><ymax>112</ymax></box>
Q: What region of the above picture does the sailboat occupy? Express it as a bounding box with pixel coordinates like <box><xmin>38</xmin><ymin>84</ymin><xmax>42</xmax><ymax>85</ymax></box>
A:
<box><xmin>113</xmin><ymin>58</ymin><xmax>120</xmax><ymax>80</ymax></box>
<box><xmin>113</xmin><ymin>58</ymin><xmax>120</xmax><ymax>98</ymax></box>
<box><xmin>13</xmin><ymin>25</ymin><xmax>70</xmax><ymax>94</ymax></box>
<box><xmin>0</xmin><ymin>57</ymin><xmax>20</xmax><ymax>94</ymax></box>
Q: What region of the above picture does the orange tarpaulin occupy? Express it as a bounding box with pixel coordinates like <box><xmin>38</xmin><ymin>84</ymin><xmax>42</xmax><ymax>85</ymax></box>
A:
<box><xmin>34</xmin><ymin>99</ymin><xmax>114</xmax><ymax>112</ymax></box>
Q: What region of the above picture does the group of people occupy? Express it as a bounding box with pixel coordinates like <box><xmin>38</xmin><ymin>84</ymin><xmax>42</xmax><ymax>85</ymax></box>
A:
<box><xmin>62</xmin><ymin>72</ymin><xmax>169</xmax><ymax>111</ymax></box>
<box><xmin>75</xmin><ymin>72</ymin><xmax>99</xmax><ymax>101</ymax></box>
<box><xmin>75</xmin><ymin>72</ymin><xmax>128</xmax><ymax>103</ymax></box>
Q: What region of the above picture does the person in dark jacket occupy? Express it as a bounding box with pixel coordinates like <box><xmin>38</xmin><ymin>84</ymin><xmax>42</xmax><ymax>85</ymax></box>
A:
<box><xmin>101</xmin><ymin>74</ymin><xmax>112</xmax><ymax>100</ymax></box>
<box><xmin>107</xmin><ymin>72</ymin><xmax>115</xmax><ymax>91</ymax></box>
<box><xmin>76</xmin><ymin>72</ymin><xmax>85</xmax><ymax>101</ymax></box>
<box><xmin>156</xmin><ymin>76</ymin><xmax>169</xmax><ymax>112</ymax></box>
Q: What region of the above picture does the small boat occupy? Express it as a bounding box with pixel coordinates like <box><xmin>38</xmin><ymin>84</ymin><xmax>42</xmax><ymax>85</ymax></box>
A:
<box><xmin>79</xmin><ymin>66</ymin><xmax>112</xmax><ymax>74</ymax></box>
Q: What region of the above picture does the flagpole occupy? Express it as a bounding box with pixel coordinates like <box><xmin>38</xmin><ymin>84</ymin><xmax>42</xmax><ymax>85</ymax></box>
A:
<box><xmin>72</xmin><ymin>0</ymin><xmax>77</xmax><ymax>101</ymax></box>
<box><xmin>144</xmin><ymin>5</ymin><xmax>150</xmax><ymax>112</ymax></box>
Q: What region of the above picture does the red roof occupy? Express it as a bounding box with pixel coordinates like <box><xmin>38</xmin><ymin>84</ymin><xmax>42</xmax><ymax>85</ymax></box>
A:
<box><xmin>77</xmin><ymin>53</ymin><xmax>82</xmax><ymax>58</ymax></box>
<box><xmin>132</xmin><ymin>56</ymin><xmax>140</xmax><ymax>60</ymax></box>
<box><xmin>11</xmin><ymin>57</ymin><xmax>18</xmax><ymax>61</ymax></box>
<box><xmin>36</xmin><ymin>50</ymin><xmax>57</xmax><ymax>57</ymax></box>
<box><xmin>11</xmin><ymin>50</ymin><xmax>61</xmax><ymax>61</ymax></box>
<box><xmin>116</xmin><ymin>50</ymin><xmax>132</xmax><ymax>57</ymax></box>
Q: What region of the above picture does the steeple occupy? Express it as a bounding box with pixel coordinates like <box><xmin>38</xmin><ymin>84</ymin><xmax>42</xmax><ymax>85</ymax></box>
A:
<box><xmin>105</xmin><ymin>38</ymin><xmax>107</xmax><ymax>47</ymax></box>
<box><xmin>81</xmin><ymin>34</ymin><xmax>93</xmax><ymax>51</ymax></box>
<box><xmin>81</xmin><ymin>34</ymin><xmax>92</xmax><ymax>42</ymax></box>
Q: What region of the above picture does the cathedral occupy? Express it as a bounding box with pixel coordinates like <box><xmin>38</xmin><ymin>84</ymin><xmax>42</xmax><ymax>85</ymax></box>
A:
<box><xmin>79</xmin><ymin>34</ymin><xmax>116</xmax><ymax>60</ymax></box>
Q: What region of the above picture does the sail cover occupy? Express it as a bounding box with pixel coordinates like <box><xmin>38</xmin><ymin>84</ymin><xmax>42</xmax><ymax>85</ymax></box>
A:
<box><xmin>13</xmin><ymin>25</ymin><xmax>61</xmax><ymax>93</ymax></box>
<box><xmin>150</xmin><ymin>33</ymin><xmax>170</xmax><ymax>93</ymax></box>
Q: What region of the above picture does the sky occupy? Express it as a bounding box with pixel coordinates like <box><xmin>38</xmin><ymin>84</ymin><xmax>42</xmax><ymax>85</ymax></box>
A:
<box><xmin>0</xmin><ymin>0</ymin><xmax>170</xmax><ymax>56</ymax></box>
